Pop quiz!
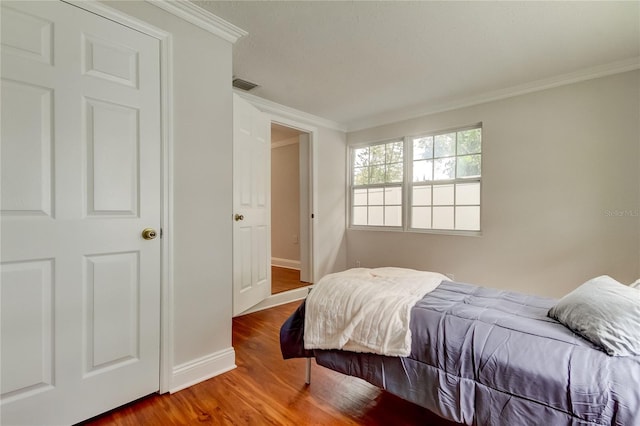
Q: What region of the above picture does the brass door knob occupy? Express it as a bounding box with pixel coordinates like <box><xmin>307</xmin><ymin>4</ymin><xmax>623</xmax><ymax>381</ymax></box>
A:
<box><xmin>234</xmin><ymin>214</ymin><xmax>244</xmax><ymax>221</ymax></box>
<box><xmin>142</xmin><ymin>228</ymin><xmax>157</xmax><ymax>240</ymax></box>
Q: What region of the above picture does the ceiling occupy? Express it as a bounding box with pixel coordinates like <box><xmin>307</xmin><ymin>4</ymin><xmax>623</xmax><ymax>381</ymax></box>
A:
<box><xmin>196</xmin><ymin>1</ymin><xmax>640</xmax><ymax>131</ymax></box>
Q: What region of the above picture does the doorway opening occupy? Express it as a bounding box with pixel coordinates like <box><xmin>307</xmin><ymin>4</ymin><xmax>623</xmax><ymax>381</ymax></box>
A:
<box><xmin>271</xmin><ymin>122</ymin><xmax>311</xmax><ymax>294</ymax></box>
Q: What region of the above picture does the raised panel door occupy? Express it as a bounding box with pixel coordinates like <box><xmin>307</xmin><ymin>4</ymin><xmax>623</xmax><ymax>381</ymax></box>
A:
<box><xmin>0</xmin><ymin>2</ymin><xmax>162</xmax><ymax>424</ymax></box>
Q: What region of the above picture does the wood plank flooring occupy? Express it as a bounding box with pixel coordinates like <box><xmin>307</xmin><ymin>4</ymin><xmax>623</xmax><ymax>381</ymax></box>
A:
<box><xmin>82</xmin><ymin>301</ymin><xmax>459</xmax><ymax>426</ymax></box>
<box><xmin>271</xmin><ymin>266</ymin><xmax>308</xmax><ymax>294</ymax></box>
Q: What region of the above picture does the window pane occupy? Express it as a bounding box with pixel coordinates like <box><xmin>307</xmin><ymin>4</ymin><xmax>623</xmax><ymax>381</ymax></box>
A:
<box><xmin>412</xmin><ymin>207</ymin><xmax>431</xmax><ymax>229</ymax></box>
<box><xmin>434</xmin><ymin>157</ymin><xmax>455</xmax><ymax>180</ymax></box>
<box><xmin>433</xmin><ymin>206</ymin><xmax>454</xmax><ymax>229</ymax></box>
<box><xmin>369</xmin><ymin>165</ymin><xmax>385</xmax><ymax>184</ymax></box>
<box><xmin>434</xmin><ymin>133</ymin><xmax>455</xmax><ymax>157</ymax></box>
<box><xmin>433</xmin><ymin>184</ymin><xmax>454</xmax><ymax>205</ymax></box>
<box><xmin>457</xmin><ymin>129</ymin><xmax>481</xmax><ymax>155</ymax></box>
<box><xmin>370</xmin><ymin>144</ymin><xmax>385</xmax><ymax>165</ymax></box>
<box><xmin>386</xmin><ymin>162</ymin><xmax>403</xmax><ymax>183</ymax></box>
<box><xmin>353</xmin><ymin>206</ymin><xmax>367</xmax><ymax>225</ymax></box>
<box><xmin>369</xmin><ymin>206</ymin><xmax>383</xmax><ymax>226</ymax></box>
<box><xmin>413</xmin><ymin>160</ymin><xmax>433</xmax><ymax>182</ymax></box>
<box><xmin>368</xmin><ymin>187</ymin><xmax>384</xmax><ymax>205</ymax></box>
<box><xmin>412</xmin><ymin>185</ymin><xmax>431</xmax><ymax>205</ymax></box>
<box><xmin>385</xmin><ymin>206</ymin><xmax>402</xmax><ymax>226</ymax></box>
<box><xmin>385</xmin><ymin>187</ymin><xmax>402</xmax><ymax>205</ymax></box>
<box><xmin>413</xmin><ymin>137</ymin><xmax>433</xmax><ymax>160</ymax></box>
<box><xmin>456</xmin><ymin>182</ymin><xmax>480</xmax><ymax>205</ymax></box>
<box><xmin>386</xmin><ymin>141</ymin><xmax>403</xmax><ymax>163</ymax></box>
<box><xmin>457</xmin><ymin>154</ymin><xmax>481</xmax><ymax>178</ymax></box>
<box><xmin>353</xmin><ymin>166</ymin><xmax>369</xmax><ymax>185</ymax></box>
<box><xmin>353</xmin><ymin>188</ymin><xmax>367</xmax><ymax>206</ymax></box>
<box><xmin>455</xmin><ymin>206</ymin><xmax>480</xmax><ymax>231</ymax></box>
<box><xmin>353</xmin><ymin>147</ymin><xmax>370</xmax><ymax>167</ymax></box>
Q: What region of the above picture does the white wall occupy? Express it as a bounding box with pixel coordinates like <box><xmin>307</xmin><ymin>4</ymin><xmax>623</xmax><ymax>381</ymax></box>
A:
<box><xmin>104</xmin><ymin>1</ymin><xmax>235</xmax><ymax>390</ymax></box>
<box><xmin>347</xmin><ymin>71</ymin><xmax>640</xmax><ymax>298</ymax></box>
<box><xmin>271</xmin><ymin>139</ymin><xmax>300</xmax><ymax>263</ymax></box>
<box><xmin>316</xmin><ymin>126</ymin><xmax>348</xmax><ymax>278</ymax></box>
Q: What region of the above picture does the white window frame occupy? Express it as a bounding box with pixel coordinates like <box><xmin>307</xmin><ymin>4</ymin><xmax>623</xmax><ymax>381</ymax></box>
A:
<box><xmin>349</xmin><ymin>139</ymin><xmax>405</xmax><ymax>230</ymax></box>
<box><xmin>348</xmin><ymin>124</ymin><xmax>482</xmax><ymax>236</ymax></box>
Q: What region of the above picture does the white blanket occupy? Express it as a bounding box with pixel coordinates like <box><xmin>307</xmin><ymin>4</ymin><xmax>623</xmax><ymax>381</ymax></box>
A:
<box><xmin>304</xmin><ymin>267</ymin><xmax>447</xmax><ymax>357</ymax></box>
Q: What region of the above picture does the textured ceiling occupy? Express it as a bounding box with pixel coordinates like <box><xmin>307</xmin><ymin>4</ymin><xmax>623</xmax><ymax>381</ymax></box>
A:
<box><xmin>196</xmin><ymin>1</ymin><xmax>640</xmax><ymax>130</ymax></box>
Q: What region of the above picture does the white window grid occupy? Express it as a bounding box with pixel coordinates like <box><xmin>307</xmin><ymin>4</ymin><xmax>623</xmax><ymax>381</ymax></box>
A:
<box><xmin>408</xmin><ymin>127</ymin><xmax>481</xmax><ymax>232</ymax></box>
<box><xmin>350</xmin><ymin>139</ymin><xmax>404</xmax><ymax>228</ymax></box>
<box><xmin>349</xmin><ymin>124</ymin><xmax>482</xmax><ymax>234</ymax></box>
<box><xmin>352</xmin><ymin>184</ymin><xmax>403</xmax><ymax>227</ymax></box>
<box><xmin>409</xmin><ymin>181</ymin><xmax>481</xmax><ymax>231</ymax></box>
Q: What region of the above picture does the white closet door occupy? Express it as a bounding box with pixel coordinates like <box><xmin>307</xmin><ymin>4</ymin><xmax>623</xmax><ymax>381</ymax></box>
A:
<box><xmin>1</xmin><ymin>1</ymin><xmax>162</xmax><ymax>424</ymax></box>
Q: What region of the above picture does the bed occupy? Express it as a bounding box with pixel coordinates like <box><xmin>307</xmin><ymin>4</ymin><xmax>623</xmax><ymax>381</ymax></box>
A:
<box><xmin>280</xmin><ymin>269</ymin><xmax>640</xmax><ymax>425</ymax></box>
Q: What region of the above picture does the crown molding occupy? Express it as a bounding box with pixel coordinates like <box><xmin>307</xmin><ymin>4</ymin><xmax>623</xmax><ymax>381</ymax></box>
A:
<box><xmin>347</xmin><ymin>57</ymin><xmax>640</xmax><ymax>132</ymax></box>
<box><xmin>234</xmin><ymin>90</ymin><xmax>347</xmax><ymax>132</ymax></box>
<box><xmin>66</xmin><ymin>1</ymin><xmax>168</xmax><ymax>39</ymax></box>
<box><xmin>145</xmin><ymin>0</ymin><xmax>247</xmax><ymax>43</ymax></box>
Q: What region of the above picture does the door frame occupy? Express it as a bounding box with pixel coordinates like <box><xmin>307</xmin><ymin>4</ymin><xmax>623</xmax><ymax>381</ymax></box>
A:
<box><xmin>269</xmin><ymin>123</ymin><xmax>315</xmax><ymax>284</ymax></box>
<box><xmin>269</xmin><ymin>117</ymin><xmax>317</xmax><ymax>285</ymax></box>
<box><xmin>236</xmin><ymin>110</ymin><xmax>319</xmax><ymax>315</ymax></box>
<box><xmin>297</xmin><ymin>131</ymin><xmax>312</xmax><ymax>283</ymax></box>
<box><xmin>239</xmin><ymin>114</ymin><xmax>318</xmax><ymax>315</ymax></box>
<box><xmin>65</xmin><ymin>0</ymin><xmax>174</xmax><ymax>394</ymax></box>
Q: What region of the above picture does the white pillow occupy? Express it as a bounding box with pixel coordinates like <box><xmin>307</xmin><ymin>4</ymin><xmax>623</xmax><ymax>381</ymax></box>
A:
<box><xmin>548</xmin><ymin>275</ymin><xmax>640</xmax><ymax>356</ymax></box>
<box><xmin>630</xmin><ymin>279</ymin><xmax>640</xmax><ymax>289</ymax></box>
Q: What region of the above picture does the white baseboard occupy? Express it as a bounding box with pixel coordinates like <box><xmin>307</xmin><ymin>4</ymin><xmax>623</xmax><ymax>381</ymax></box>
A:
<box><xmin>271</xmin><ymin>257</ymin><xmax>300</xmax><ymax>270</ymax></box>
<box><xmin>237</xmin><ymin>285</ymin><xmax>311</xmax><ymax>316</ymax></box>
<box><xmin>170</xmin><ymin>347</ymin><xmax>236</xmax><ymax>393</ymax></box>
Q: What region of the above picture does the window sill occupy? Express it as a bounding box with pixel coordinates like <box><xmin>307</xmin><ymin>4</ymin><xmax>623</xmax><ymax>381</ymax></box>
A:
<box><xmin>348</xmin><ymin>225</ymin><xmax>482</xmax><ymax>237</ymax></box>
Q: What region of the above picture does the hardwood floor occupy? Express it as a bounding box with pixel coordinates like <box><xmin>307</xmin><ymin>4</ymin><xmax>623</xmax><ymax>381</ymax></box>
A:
<box><xmin>271</xmin><ymin>266</ymin><xmax>308</xmax><ymax>294</ymax></box>
<box><xmin>82</xmin><ymin>302</ymin><xmax>459</xmax><ymax>426</ymax></box>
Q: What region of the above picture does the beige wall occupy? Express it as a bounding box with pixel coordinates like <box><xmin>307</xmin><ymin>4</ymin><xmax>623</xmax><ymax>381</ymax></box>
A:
<box><xmin>104</xmin><ymin>1</ymin><xmax>235</xmax><ymax>387</ymax></box>
<box><xmin>347</xmin><ymin>71</ymin><xmax>640</xmax><ymax>297</ymax></box>
<box><xmin>271</xmin><ymin>139</ymin><xmax>300</xmax><ymax>262</ymax></box>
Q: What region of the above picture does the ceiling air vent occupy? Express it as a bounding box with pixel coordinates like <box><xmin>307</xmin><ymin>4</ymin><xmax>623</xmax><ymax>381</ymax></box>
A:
<box><xmin>232</xmin><ymin>77</ymin><xmax>259</xmax><ymax>91</ymax></box>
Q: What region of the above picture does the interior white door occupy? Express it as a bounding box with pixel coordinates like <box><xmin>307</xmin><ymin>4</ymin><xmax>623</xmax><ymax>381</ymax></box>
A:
<box><xmin>233</xmin><ymin>94</ymin><xmax>271</xmax><ymax>315</ymax></box>
<box><xmin>0</xmin><ymin>1</ymin><xmax>161</xmax><ymax>424</ymax></box>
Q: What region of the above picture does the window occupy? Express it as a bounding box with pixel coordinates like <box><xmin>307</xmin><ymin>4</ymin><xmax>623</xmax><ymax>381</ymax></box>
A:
<box><xmin>351</xmin><ymin>140</ymin><xmax>403</xmax><ymax>227</ymax></box>
<box><xmin>410</xmin><ymin>128</ymin><xmax>481</xmax><ymax>231</ymax></box>
<box><xmin>350</xmin><ymin>125</ymin><xmax>481</xmax><ymax>233</ymax></box>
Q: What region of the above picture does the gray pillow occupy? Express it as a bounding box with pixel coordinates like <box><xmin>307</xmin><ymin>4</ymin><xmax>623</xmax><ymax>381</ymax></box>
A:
<box><xmin>548</xmin><ymin>275</ymin><xmax>640</xmax><ymax>356</ymax></box>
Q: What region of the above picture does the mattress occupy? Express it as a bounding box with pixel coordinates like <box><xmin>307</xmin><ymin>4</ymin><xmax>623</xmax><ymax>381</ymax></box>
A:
<box><xmin>280</xmin><ymin>281</ymin><xmax>640</xmax><ymax>425</ymax></box>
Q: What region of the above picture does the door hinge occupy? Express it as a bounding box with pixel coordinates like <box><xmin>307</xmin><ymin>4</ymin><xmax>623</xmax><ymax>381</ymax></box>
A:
<box><xmin>311</xmin><ymin>214</ymin><xmax>314</xmax><ymax>219</ymax></box>
<box><xmin>160</xmin><ymin>228</ymin><xmax>163</xmax><ymax>238</ymax></box>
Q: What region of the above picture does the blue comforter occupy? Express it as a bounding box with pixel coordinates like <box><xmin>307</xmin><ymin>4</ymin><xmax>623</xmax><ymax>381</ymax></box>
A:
<box><xmin>280</xmin><ymin>281</ymin><xmax>640</xmax><ymax>425</ymax></box>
